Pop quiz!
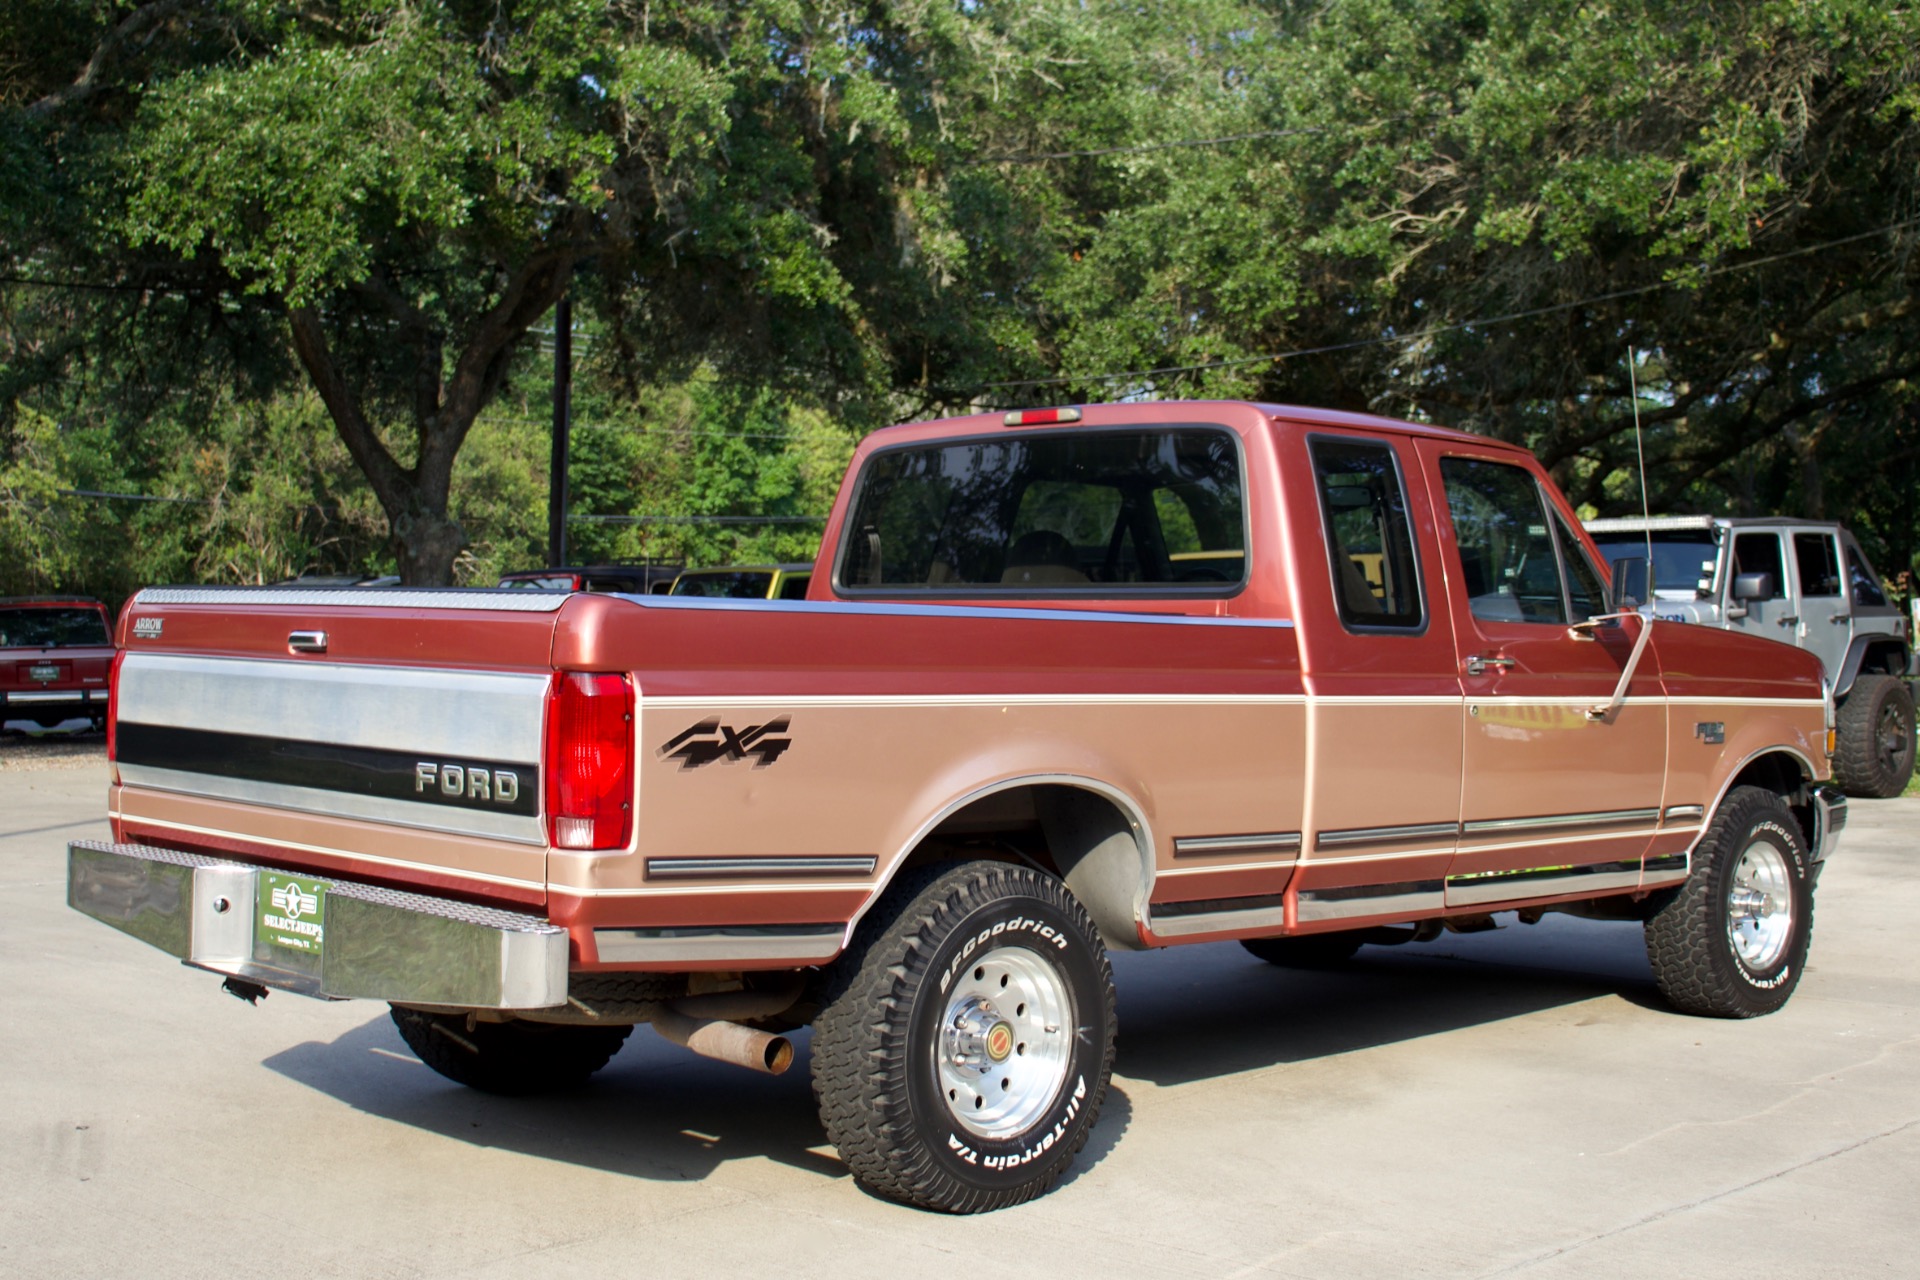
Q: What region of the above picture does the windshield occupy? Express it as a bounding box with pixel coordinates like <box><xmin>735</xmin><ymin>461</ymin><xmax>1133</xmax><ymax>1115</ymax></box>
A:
<box><xmin>0</xmin><ymin>607</ymin><xmax>110</xmax><ymax>648</ymax></box>
<box><xmin>836</xmin><ymin>427</ymin><xmax>1245</xmax><ymax>591</ymax></box>
<box><xmin>1591</xmin><ymin>533</ymin><xmax>1719</xmax><ymax>597</ymax></box>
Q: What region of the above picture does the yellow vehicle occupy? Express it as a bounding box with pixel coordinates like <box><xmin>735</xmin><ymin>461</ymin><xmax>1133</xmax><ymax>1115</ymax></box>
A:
<box><xmin>667</xmin><ymin>563</ymin><xmax>812</xmax><ymax>600</ymax></box>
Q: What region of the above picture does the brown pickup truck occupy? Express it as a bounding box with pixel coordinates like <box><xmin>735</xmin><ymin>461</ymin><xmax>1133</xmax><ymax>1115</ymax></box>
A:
<box><xmin>69</xmin><ymin>400</ymin><xmax>1845</xmax><ymax>1213</ymax></box>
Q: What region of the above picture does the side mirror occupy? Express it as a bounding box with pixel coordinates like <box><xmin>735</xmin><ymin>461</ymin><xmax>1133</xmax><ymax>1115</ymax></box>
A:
<box><xmin>1732</xmin><ymin>572</ymin><xmax>1773</xmax><ymax>602</ymax></box>
<box><xmin>1608</xmin><ymin>556</ymin><xmax>1652</xmax><ymax>614</ymax></box>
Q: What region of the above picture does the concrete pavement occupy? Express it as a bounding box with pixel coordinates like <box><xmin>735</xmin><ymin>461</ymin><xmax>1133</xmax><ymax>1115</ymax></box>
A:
<box><xmin>2</xmin><ymin>762</ymin><xmax>1913</xmax><ymax>1277</ymax></box>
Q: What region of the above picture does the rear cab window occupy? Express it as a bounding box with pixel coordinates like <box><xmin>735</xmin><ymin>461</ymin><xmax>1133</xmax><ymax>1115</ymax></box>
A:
<box><xmin>834</xmin><ymin>427</ymin><xmax>1246</xmax><ymax>593</ymax></box>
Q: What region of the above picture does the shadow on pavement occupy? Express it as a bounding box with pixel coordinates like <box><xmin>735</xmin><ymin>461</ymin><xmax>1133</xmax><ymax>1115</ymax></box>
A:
<box><xmin>263</xmin><ymin>913</ymin><xmax>1655</xmax><ymax>1191</ymax></box>
<box><xmin>266</xmin><ymin>1012</ymin><xmax>1142</xmax><ymax>1195</ymax></box>
<box><xmin>1110</xmin><ymin>913</ymin><xmax>1664</xmax><ymax>1087</ymax></box>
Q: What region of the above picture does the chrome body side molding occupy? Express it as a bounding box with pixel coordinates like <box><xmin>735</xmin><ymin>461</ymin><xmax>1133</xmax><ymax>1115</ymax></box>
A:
<box><xmin>593</xmin><ymin>925</ymin><xmax>845</xmax><ymax>965</ymax></box>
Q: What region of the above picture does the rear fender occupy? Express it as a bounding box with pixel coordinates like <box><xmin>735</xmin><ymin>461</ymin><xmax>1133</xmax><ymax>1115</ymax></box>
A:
<box><xmin>847</xmin><ymin>744</ymin><xmax>1156</xmax><ymax>952</ymax></box>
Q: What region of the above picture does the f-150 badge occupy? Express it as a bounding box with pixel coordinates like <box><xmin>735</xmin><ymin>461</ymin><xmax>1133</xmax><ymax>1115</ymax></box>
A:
<box><xmin>658</xmin><ymin>717</ymin><xmax>793</xmax><ymax>769</ymax></box>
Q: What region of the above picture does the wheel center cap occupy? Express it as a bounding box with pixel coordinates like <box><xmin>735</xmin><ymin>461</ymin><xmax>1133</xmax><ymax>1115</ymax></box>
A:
<box><xmin>985</xmin><ymin>1021</ymin><xmax>1015</xmax><ymax>1063</ymax></box>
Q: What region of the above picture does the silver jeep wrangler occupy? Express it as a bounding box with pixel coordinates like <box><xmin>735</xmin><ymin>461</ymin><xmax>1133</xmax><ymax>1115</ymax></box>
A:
<box><xmin>1588</xmin><ymin>515</ymin><xmax>1916</xmax><ymax>798</ymax></box>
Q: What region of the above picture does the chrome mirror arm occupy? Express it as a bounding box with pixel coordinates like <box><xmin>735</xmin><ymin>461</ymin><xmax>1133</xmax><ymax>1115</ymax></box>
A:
<box><xmin>1571</xmin><ymin>612</ymin><xmax>1656</xmax><ymax>722</ymax></box>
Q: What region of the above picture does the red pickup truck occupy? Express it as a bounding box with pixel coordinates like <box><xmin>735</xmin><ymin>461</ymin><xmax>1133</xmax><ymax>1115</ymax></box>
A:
<box><xmin>2</xmin><ymin>595</ymin><xmax>114</xmax><ymax>731</ymax></box>
<box><xmin>69</xmin><ymin>400</ymin><xmax>1843</xmax><ymax>1213</ymax></box>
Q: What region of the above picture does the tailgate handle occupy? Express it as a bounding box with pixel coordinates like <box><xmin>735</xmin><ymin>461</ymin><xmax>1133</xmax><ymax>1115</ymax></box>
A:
<box><xmin>287</xmin><ymin>630</ymin><xmax>329</xmax><ymax>654</ymax></box>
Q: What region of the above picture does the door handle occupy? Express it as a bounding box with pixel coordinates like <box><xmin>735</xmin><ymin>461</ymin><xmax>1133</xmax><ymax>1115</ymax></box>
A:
<box><xmin>1778</xmin><ymin>615</ymin><xmax>1800</xmax><ymax>627</ymax></box>
<box><xmin>1464</xmin><ymin>654</ymin><xmax>1518</xmax><ymax>676</ymax></box>
<box><xmin>1832</xmin><ymin>614</ymin><xmax>1852</xmax><ymax>624</ymax></box>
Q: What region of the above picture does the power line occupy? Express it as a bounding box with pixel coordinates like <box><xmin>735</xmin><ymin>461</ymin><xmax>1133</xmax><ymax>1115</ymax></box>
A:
<box><xmin>976</xmin><ymin>216</ymin><xmax>1920</xmax><ymax>393</ymax></box>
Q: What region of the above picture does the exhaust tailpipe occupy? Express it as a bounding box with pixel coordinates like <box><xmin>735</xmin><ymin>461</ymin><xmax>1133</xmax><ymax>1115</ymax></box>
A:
<box><xmin>652</xmin><ymin>1010</ymin><xmax>794</xmax><ymax>1075</ymax></box>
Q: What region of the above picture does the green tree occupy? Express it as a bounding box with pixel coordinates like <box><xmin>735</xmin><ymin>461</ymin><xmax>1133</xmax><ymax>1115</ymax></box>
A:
<box><xmin>6</xmin><ymin>0</ymin><xmax>1129</xmax><ymax>583</ymax></box>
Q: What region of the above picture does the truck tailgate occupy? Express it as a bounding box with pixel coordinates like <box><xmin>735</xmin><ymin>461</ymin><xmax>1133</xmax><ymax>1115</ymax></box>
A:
<box><xmin>109</xmin><ymin>587</ymin><xmax>567</xmax><ymax>906</ymax></box>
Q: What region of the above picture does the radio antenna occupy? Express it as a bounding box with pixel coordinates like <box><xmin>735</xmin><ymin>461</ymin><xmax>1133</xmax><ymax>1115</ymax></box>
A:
<box><xmin>1627</xmin><ymin>345</ymin><xmax>1653</xmax><ymax>594</ymax></box>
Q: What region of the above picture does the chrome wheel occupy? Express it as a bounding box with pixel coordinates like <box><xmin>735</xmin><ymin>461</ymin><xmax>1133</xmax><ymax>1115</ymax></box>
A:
<box><xmin>1726</xmin><ymin>836</ymin><xmax>1794</xmax><ymax>974</ymax></box>
<box><xmin>935</xmin><ymin>944</ymin><xmax>1073</xmax><ymax>1140</ymax></box>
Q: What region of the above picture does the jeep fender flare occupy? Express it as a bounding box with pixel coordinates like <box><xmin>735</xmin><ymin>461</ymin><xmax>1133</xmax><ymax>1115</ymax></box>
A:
<box><xmin>1834</xmin><ymin>635</ymin><xmax>1913</xmax><ymax>699</ymax></box>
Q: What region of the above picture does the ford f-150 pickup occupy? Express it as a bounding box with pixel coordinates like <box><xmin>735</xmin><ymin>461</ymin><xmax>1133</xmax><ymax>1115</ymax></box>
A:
<box><xmin>69</xmin><ymin>400</ymin><xmax>1845</xmax><ymax>1213</ymax></box>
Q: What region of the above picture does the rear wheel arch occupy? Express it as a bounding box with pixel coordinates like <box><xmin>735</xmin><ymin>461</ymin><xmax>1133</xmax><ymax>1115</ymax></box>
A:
<box><xmin>1835</xmin><ymin>636</ymin><xmax>1912</xmax><ymax>697</ymax></box>
<box><xmin>857</xmin><ymin>776</ymin><xmax>1155</xmax><ymax>953</ymax></box>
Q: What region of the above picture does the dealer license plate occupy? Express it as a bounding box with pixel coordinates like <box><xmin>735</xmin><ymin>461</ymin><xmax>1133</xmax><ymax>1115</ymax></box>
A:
<box><xmin>257</xmin><ymin>872</ymin><xmax>329</xmax><ymax>958</ymax></box>
<box><xmin>28</xmin><ymin>664</ymin><xmax>59</xmax><ymax>683</ymax></box>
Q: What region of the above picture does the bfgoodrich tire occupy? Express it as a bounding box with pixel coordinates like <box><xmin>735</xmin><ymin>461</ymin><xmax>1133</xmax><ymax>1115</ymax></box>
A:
<box><xmin>811</xmin><ymin>860</ymin><xmax>1116</xmax><ymax>1213</ymax></box>
<box><xmin>1644</xmin><ymin>786</ymin><xmax>1814</xmax><ymax>1018</ymax></box>
<box><xmin>1832</xmin><ymin>674</ymin><xmax>1915</xmax><ymax>798</ymax></box>
<box><xmin>389</xmin><ymin>1007</ymin><xmax>632</xmax><ymax>1095</ymax></box>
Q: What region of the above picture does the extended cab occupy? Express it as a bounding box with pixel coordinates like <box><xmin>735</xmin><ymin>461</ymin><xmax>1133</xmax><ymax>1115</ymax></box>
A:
<box><xmin>70</xmin><ymin>402</ymin><xmax>1845</xmax><ymax>1213</ymax></box>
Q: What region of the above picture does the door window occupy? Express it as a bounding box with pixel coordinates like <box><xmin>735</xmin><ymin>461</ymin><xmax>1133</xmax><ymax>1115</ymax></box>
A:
<box><xmin>1438</xmin><ymin>457</ymin><xmax>1571</xmax><ymax>624</ymax></box>
<box><xmin>1309</xmin><ymin>438</ymin><xmax>1424</xmax><ymax>630</ymax></box>
<box><xmin>1793</xmin><ymin>533</ymin><xmax>1842</xmax><ymax>598</ymax></box>
<box><xmin>1845</xmin><ymin>542</ymin><xmax>1889</xmax><ymax>608</ymax></box>
<box><xmin>1554</xmin><ymin>510</ymin><xmax>1608</xmax><ymax>619</ymax></box>
<box><xmin>1732</xmin><ymin>533</ymin><xmax>1785</xmax><ymax>599</ymax></box>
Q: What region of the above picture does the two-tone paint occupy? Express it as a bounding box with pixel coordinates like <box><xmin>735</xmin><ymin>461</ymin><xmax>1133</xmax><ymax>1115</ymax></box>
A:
<box><xmin>103</xmin><ymin>402</ymin><xmax>1832</xmax><ymax>976</ymax></box>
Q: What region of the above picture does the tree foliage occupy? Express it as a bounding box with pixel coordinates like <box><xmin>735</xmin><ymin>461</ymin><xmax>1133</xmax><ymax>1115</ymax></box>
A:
<box><xmin>4</xmin><ymin>1</ymin><xmax>1920</xmax><ymax>594</ymax></box>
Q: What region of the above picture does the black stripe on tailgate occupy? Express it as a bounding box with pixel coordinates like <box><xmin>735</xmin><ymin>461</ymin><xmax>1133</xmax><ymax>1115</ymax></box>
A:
<box><xmin>116</xmin><ymin>722</ymin><xmax>540</xmax><ymax>817</ymax></box>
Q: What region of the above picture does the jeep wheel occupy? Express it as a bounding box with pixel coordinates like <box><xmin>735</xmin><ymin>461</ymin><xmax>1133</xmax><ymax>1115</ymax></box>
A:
<box><xmin>1832</xmin><ymin>674</ymin><xmax>1915</xmax><ymax>798</ymax></box>
<box><xmin>388</xmin><ymin>1007</ymin><xmax>632</xmax><ymax>1095</ymax></box>
<box><xmin>1241</xmin><ymin>931</ymin><xmax>1366</xmax><ymax>968</ymax></box>
<box><xmin>1644</xmin><ymin>786</ymin><xmax>1813</xmax><ymax>1018</ymax></box>
<box><xmin>811</xmin><ymin>860</ymin><xmax>1116</xmax><ymax>1213</ymax></box>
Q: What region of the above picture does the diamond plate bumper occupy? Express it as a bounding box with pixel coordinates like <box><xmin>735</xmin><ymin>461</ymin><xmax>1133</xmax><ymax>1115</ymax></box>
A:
<box><xmin>67</xmin><ymin>840</ymin><xmax>567</xmax><ymax>1008</ymax></box>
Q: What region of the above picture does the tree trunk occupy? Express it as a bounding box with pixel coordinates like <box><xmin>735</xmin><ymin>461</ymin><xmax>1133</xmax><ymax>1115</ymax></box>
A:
<box><xmin>284</xmin><ymin>253</ymin><xmax>571</xmax><ymax>586</ymax></box>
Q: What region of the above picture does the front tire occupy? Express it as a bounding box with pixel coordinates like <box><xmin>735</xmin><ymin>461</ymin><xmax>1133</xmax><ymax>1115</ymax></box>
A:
<box><xmin>389</xmin><ymin>1007</ymin><xmax>632</xmax><ymax>1095</ymax></box>
<box><xmin>1832</xmin><ymin>674</ymin><xmax>1915</xmax><ymax>798</ymax></box>
<box><xmin>1644</xmin><ymin>786</ymin><xmax>1813</xmax><ymax>1018</ymax></box>
<box><xmin>811</xmin><ymin>860</ymin><xmax>1116</xmax><ymax>1213</ymax></box>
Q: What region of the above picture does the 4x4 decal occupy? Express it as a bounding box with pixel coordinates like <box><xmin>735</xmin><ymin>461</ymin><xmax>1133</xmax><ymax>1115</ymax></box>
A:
<box><xmin>658</xmin><ymin>717</ymin><xmax>793</xmax><ymax>769</ymax></box>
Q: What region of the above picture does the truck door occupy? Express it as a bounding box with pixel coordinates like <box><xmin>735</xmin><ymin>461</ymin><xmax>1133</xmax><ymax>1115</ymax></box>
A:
<box><xmin>1790</xmin><ymin>529</ymin><xmax>1850</xmax><ymax>678</ymax></box>
<box><xmin>1415</xmin><ymin>442</ymin><xmax>1668</xmax><ymax>908</ymax></box>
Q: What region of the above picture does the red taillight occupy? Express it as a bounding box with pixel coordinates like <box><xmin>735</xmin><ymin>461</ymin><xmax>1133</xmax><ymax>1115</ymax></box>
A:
<box><xmin>106</xmin><ymin>649</ymin><xmax>128</xmax><ymax>769</ymax></box>
<box><xmin>1002</xmin><ymin>407</ymin><xmax>1082</xmax><ymax>426</ymax></box>
<box><xmin>544</xmin><ymin>671</ymin><xmax>635</xmax><ymax>851</ymax></box>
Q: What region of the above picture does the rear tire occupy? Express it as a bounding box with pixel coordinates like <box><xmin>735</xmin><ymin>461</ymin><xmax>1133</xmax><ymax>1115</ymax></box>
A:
<box><xmin>1240</xmin><ymin>931</ymin><xmax>1366</xmax><ymax>968</ymax></box>
<box><xmin>389</xmin><ymin>1007</ymin><xmax>632</xmax><ymax>1095</ymax></box>
<box><xmin>1832</xmin><ymin>674</ymin><xmax>1915</xmax><ymax>798</ymax></box>
<box><xmin>811</xmin><ymin>860</ymin><xmax>1116</xmax><ymax>1213</ymax></box>
<box><xmin>1644</xmin><ymin>786</ymin><xmax>1813</xmax><ymax>1018</ymax></box>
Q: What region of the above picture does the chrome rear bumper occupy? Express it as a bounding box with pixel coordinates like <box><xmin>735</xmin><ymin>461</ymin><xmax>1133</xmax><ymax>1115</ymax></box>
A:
<box><xmin>67</xmin><ymin>840</ymin><xmax>566</xmax><ymax>1009</ymax></box>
